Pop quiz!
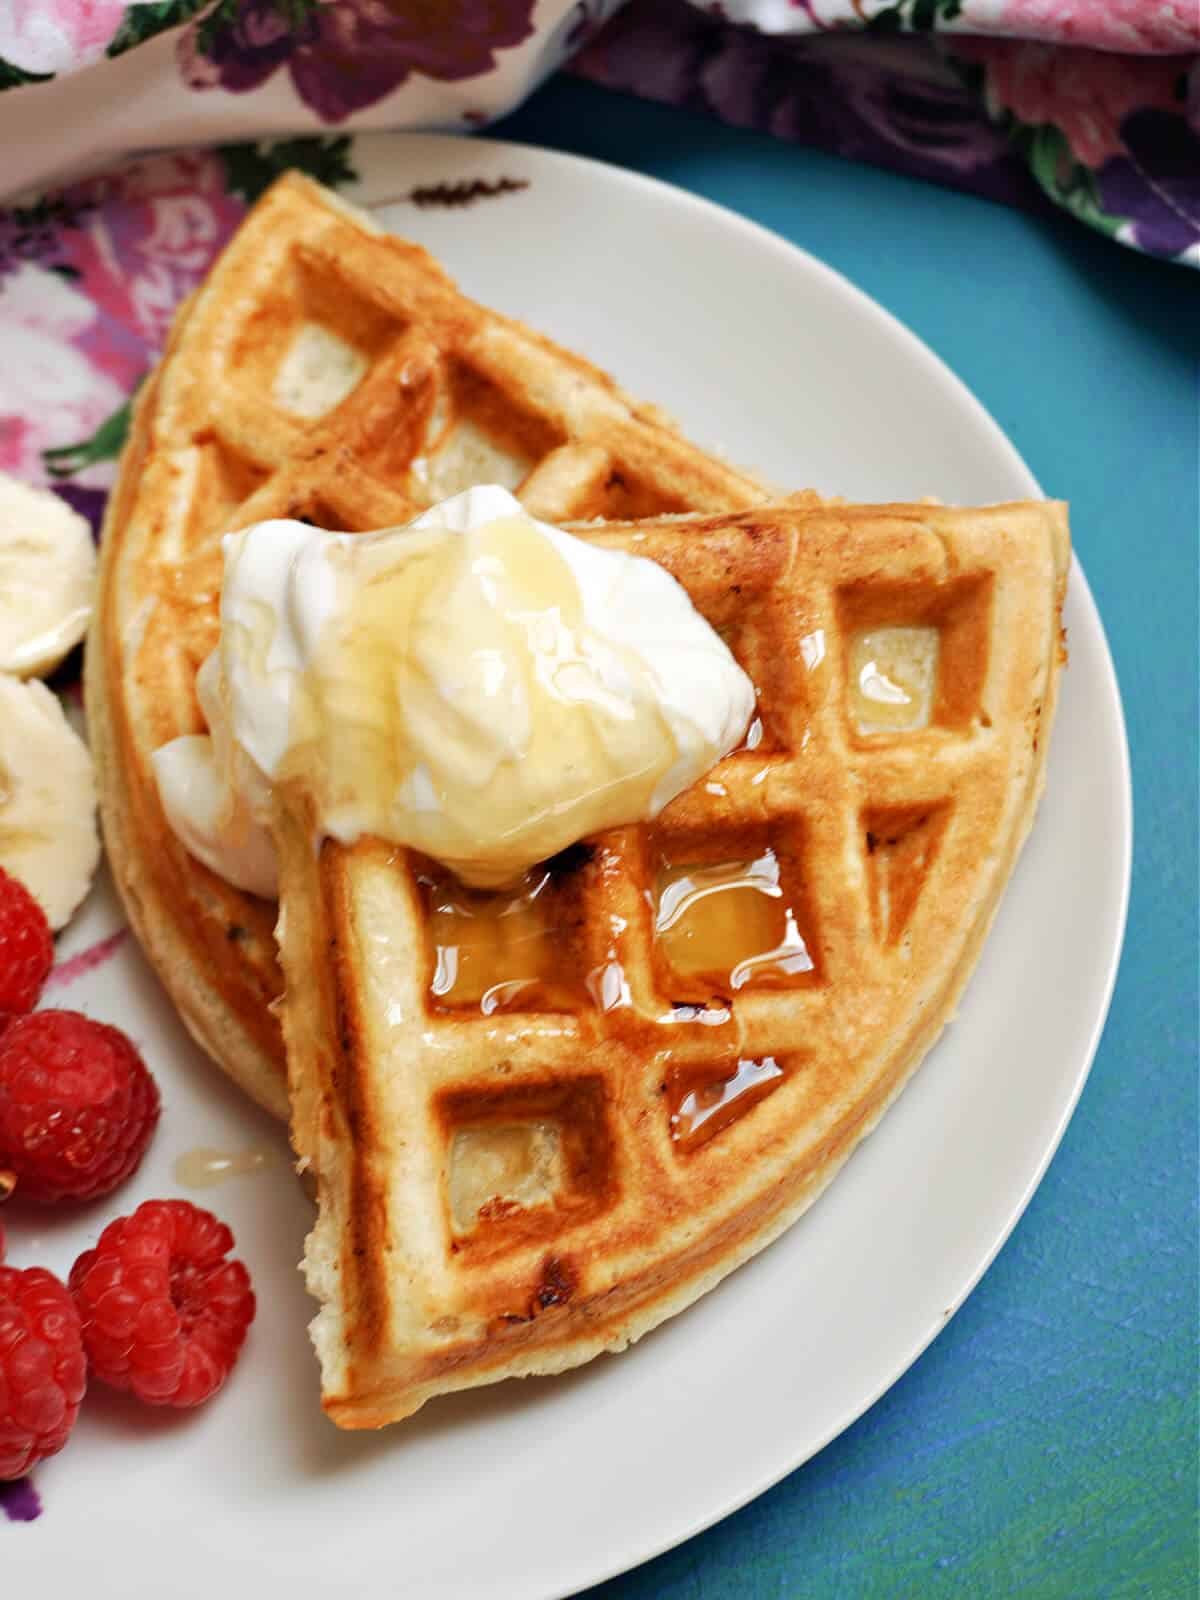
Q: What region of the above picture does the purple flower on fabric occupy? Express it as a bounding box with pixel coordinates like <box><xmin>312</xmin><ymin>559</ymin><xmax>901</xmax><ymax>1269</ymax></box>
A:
<box><xmin>572</xmin><ymin>0</ymin><xmax>715</xmax><ymax>105</ymax></box>
<box><xmin>1097</xmin><ymin>108</ymin><xmax>1200</xmax><ymax>259</ymax></box>
<box><xmin>51</xmin><ymin>483</ymin><xmax>109</xmax><ymax>538</ymax></box>
<box><xmin>702</xmin><ymin>31</ymin><xmax>1009</xmax><ymax>177</ymax></box>
<box><xmin>0</xmin><ymin>1477</ymin><xmax>41</xmax><ymax>1521</ymax></box>
<box><xmin>0</xmin><ymin>196</ymin><xmax>91</xmax><ymax>284</ymax></box>
<box><xmin>560</xmin><ymin>0</ymin><xmax>623</xmax><ymax>55</ymax></box>
<box><xmin>572</xmin><ymin>1</ymin><xmax>1046</xmax><ymax>211</ymax></box>
<box><xmin>179</xmin><ymin>0</ymin><xmax>539</xmax><ymax>122</ymax></box>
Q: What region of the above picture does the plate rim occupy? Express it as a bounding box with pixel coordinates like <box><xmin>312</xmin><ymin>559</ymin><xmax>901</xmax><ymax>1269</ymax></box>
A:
<box><xmin>10</xmin><ymin>129</ymin><xmax>1134</xmax><ymax>1599</ymax></box>
<box><xmin>351</xmin><ymin>131</ymin><xmax>1134</xmax><ymax>1595</ymax></box>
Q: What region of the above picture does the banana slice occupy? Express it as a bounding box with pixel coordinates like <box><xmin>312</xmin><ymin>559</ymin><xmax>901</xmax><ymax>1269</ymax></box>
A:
<box><xmin>0</xmin><ymin>473</ymin><xmax>96</xmax><ymax>679</ymax></box>
<box><xmin>0</xmin><ymin>674</ymin><xmax>100</xmax><ymax>928</ymax></box>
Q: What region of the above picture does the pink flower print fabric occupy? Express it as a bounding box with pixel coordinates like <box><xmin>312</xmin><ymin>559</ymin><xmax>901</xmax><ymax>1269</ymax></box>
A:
<box><xmin>573</xmin><ymin>0</ymin><xmax>1200</xmax><ymax>267</ymax></box>
<box><xmin>178</xmin><ymin>0</ymin><xmax>542</xmax><ymax>121</ymax></box>
<box><xmin>0</xmin><ymin>0</ymin><xmax>1195</xmax><ymax>270</ymax></box>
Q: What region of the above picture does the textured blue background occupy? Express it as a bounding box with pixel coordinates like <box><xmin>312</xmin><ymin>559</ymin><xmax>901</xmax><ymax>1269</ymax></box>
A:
<box><xmin>493</xmin><ymin>79</ymin><xmax>1200</xmax><ymax>1599</ymax></box>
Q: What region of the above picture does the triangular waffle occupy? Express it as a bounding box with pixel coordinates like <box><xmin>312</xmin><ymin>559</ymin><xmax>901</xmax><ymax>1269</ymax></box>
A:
<box><xmin>87</xmin><ymin>174</ymin><xmax>779</xmax><ymax>1118</ymax></box>
<box><xmin>269</xmin><ymin>498</ymin><xmax>1069</xmax><ymax>1426</ymax></box>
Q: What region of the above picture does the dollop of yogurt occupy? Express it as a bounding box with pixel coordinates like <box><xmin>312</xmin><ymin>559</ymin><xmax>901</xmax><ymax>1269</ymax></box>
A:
<box><xmin>153</xmin><ymin>486</ymin><xmax>754</xmax><ymax>894</ymax></box>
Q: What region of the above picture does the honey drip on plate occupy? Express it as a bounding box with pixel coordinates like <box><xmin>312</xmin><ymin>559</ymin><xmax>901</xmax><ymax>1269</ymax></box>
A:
<box><xmin>174</xmin><ymin>1146</ymin><xmax>276</xmax><ymax>1189</ymax></box>
<box><xmin>654</xmin><ymin>848</ymin><xmax>814</xmax><ymax>993</ymax></box>
<box><xmin>849</xmin><ymin>625</ymin><xmax>939</xmax><ymax>734</ymax></box>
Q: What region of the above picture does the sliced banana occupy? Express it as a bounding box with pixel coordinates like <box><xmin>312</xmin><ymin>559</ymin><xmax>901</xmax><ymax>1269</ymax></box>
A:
<box><xmin>0</xmin><ymin>472</ymin><xmax>96</xmax><ymax>679</ymax></box>
<box><xmin>0</xmin><ymin>674</ymin><xmax>100</xmax><ymax>928</ymax></box>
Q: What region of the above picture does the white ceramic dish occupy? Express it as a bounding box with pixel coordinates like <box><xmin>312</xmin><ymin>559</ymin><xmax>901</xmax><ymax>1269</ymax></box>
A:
<box><xmin>6</xmin><ymin>134</ymin><xmax>1130</xmax><ymax>1598</ymax></box>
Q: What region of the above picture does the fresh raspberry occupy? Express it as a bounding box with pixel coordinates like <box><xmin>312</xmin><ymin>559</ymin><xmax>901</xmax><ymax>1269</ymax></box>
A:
<box><xmin>0</xmin><ymin>1263</ymin><xmax>87</xmax><ymax>1479</ymax></box>
<box><xmin>0</xmin><ymin>1010</ymin><xmax>160</xmax><ymax>1204</ymax></box>
<box><xmin>0</xmin><ymin>868</ymin><xmax>53</xmax><ymax>1024</ymax></box>
<box><xmin>69</xmin><ymin>1200</ymin><xmax>255</xmax><ymax>1408</ymax></box>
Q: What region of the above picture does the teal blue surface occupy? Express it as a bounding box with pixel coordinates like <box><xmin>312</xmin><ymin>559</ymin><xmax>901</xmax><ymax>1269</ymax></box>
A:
<box><xmin>492</xmin><ymin>80</ymin><xmax>1200</xmax><ymax>1599</ymax></box>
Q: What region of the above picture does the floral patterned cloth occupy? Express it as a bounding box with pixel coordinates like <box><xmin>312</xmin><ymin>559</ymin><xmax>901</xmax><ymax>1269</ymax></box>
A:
<box><xmin>0</xmin><ymin>2</ymin><xmax>1196</xmax><ymax>265</ymax></box>
<box><xmin>571</xmin><ymin>1</ymin><xmax>1200</xmax><ymax>265</ymax></box>
<box><xmin>0</xmin><ymin>0</ymin><xmax>1193</xmax><ymax>555</ymax></box>
<box><xmin>0</xmin><ymin>142</ymin><xmax>353</xmax><ymax>524</ymax></box>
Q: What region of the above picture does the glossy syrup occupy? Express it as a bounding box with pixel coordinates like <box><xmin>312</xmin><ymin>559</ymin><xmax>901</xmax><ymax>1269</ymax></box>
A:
<box><xmin>173</xmin><ymin>1146</ymin><xmax>277</xmax><ymax>1188</ymax></box>
<box><xmin>654</xmin><ymin>848</ymin><xmax>814</xmax><ymax>994</ymax></box>
<box><xmin>422</xmin><ymin>865</ymin><xmax>582</xmax><ymax>1014</ymax></box>
<box><xmin>669</xmin><ymin>1056</ymin><xmax>786</xmax><ymax>1150</ymax></box>
<box><xmin>585</xmin><ymin>913</ymin><xmax>632</xmax><ymax>1014</ymax></box>
<box><xmin>849</xmin><ymin>625</ymin><xmax>939</xmax><ymax>734</ymax></box>
<box><xmin>286</xmin><ymin>510</ymin><xmax>688</xmax><ymax>889</ymax></box>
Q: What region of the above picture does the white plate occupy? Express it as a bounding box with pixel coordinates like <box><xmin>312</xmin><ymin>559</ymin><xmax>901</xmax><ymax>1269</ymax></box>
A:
<box><xmin>7</xmin><ymin>135</ymin><xmax>1130</xmax><ymax>1597</ymax></box>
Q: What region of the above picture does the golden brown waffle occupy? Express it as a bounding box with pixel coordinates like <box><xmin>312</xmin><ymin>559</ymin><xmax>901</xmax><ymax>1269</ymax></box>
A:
<box><xmin>87</xmin><ymin>174</ymin><xmax>779</xmax><ymax>1118</ymax></box>
<box><xmin>271</xmin><ymin>498</ymin><xmax>1070</xmax><ymax>1427</ymax></box>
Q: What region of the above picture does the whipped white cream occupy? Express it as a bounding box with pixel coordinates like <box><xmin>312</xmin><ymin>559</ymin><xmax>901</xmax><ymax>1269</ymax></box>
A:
<box><xmin>153</xmin><ymin>651</ymin><xmax>278</xmax><ymax>898</ymax></box>
<box><xmin>153</xmin><ymin>486</ymin><xmax>754</xmax><ymax>894</ymax></box>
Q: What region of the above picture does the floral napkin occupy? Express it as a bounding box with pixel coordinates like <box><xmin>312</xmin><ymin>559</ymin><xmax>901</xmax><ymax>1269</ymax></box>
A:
<box><xmin>573</xmin><ymin>1</ymin><xmax>1200</xmax><ymax>266</ymax></box>
<box><xmin>0</xmin><ymin>0</ymin><xmax>1196</xmax><ymax>533</ymax></box>
<box><xmin>0</xmin><ymin>0</ymin><xmax>1196</xmax><ymax>268</ymax></box>
<box><xmin>0</xmin><ymin>1</ymin><xmax>1196</xmax><ymax>268</ymax></box>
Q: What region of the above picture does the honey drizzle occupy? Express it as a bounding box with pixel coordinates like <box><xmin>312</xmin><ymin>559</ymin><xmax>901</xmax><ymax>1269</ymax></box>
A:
<box><xmin>174</xmin><ymin>1146</ymin><xmax>277</xmax><ymax>1188</ymax></box>
<box><xmin>669</xmin><ymin>1056</ymin><xmax>786</xmax><ymax>1150</ymax></box>
<box><xmin>281</xmin><ymin>511</ymin><xmax>688</xmax><ymax>889</ymax></box>
<box><xmin>421</xmin><ymin>862</ymin><xmax>584</xmax><ymax>1014</ymax></box>
<box><xmin>849</xmin><ymin>625</ymin><xmax>939</xmax><ymax>734</ymax></box>
<box><xmin>654</xmin><ymin>848</ymin><xmax>814</xmax><ymax>994</ymax></box>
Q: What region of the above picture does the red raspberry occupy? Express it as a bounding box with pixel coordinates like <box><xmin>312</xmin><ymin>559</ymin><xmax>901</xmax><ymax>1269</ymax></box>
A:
<box><xmin>0</xmin><ymin>1264</ymin><xmax>87</xmax><ymax>1479</ymax></box>
<box><xmin>0</xmin><ymin>1010</ymin><xmax>160</xmax><ymax>1204</ymax></box>
<box><xmin>69</xmin><ymin>1200</ymin><xmax>255</xmax><ymax>1408</ymax></box>
<box><xmin>0</xmin><ymin>868</ymin><xmax>53</xmax><ymax>1024</ymax></box>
